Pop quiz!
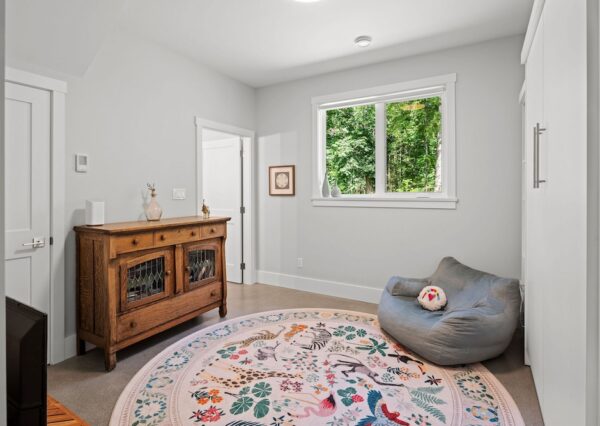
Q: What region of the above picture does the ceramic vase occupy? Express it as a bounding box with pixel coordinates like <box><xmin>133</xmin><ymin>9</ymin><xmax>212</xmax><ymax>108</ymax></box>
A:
<box><xmin>331</xmin><ymin>184</ymin><xmax>341</xmax><ymax>197</ymax></box>
<box><xmin>321</xmin><ymin>173</ymin><xmax>331</xmax><ymax>198</ymax></box>
<box><xmin>145</xmin><ymin>186</ymin><xmax>163</xmax><ymax>221</ymax></box>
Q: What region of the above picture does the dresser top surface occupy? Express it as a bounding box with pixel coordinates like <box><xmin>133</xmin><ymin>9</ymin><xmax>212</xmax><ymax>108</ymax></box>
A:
<box><xmin>74</xmin><ymin>216</ymin><xmax>231</xmax><ymax>234</ymax></box>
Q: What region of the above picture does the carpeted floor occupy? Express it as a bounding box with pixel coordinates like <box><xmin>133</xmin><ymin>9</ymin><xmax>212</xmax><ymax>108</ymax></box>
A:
<box><xmin>48</xmin><ymin>283</ymin><xmax>544</xmax><ymax>425</ymax></box>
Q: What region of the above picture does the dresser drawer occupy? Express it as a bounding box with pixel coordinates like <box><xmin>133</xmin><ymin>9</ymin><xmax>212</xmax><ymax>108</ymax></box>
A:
<box><xmin>116</xmin><ymin>282</ymin><xmax>222</xmax><ymax>342</ymax></box>
<box><xmin>201</xmin><ymin>223</ymin><xmax>226</xmax><ymax>239</ymax></box>
<box><xmin>114</xmin><ymin>232</ymin><xmax>154</xmax><ymax>255</ymax></box>
<box><xmin>155</xmin><ymin>226</ymin><xmax>201</xmax><ymax>246</ymax></box>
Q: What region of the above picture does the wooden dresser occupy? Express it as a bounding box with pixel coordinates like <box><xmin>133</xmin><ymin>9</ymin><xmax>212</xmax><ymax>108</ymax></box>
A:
<box><xmin>74</xmin><ymin>216</ymin><xmax>230</xmax><ymax>371</ymax></box>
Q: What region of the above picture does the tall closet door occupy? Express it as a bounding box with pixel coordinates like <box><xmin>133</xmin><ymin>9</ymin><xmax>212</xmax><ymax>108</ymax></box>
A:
<box><xmin>523</xmin><ymin>1</ymin><xmax>588</xmax><ymax>422</ymax></box>
<box><xmin>537</xmin><ymin>0</ymin><xmax>587</xmax><ymax>421</ymax></box>
<box><xmin>524</xmin><ymin>15</ymin><xmax>546</xmax><ymax>409</ymax></box>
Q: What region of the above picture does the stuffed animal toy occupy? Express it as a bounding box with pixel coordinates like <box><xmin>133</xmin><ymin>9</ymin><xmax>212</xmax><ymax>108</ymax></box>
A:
<box><xmin>418</xmin><ymin>286</ymin><xmax>447</xmax><ymax>311</ymax></box>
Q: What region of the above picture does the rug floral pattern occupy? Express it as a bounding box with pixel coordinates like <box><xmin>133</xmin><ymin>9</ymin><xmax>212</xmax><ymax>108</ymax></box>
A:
<box><xmin>111</xmin><ymin>309</ymin><xmax>524</xmax><ymax>426</ymax></box>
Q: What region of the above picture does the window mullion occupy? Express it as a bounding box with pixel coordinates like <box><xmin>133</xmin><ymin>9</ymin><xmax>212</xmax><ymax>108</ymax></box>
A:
<box><xmin>319</xmin><ymin>109</ymin><xmax>327</xmax><ymax>187</ymax></box>
<box><xmin>375</xmin><ymin>102</ymin><xmax>387</xmax><ymax>195</ymax></box>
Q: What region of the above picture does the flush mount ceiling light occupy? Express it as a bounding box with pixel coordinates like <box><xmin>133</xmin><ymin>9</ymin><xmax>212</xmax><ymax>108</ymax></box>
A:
<box><xmin>354</xmin><ymin>35</ymin><xmax>372</xmax><ymax>47</ymax></box>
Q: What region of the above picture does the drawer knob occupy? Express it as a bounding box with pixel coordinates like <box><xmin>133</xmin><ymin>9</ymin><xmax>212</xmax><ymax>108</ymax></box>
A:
<box><xmin>130</xmin><ymin>321</ymin><xmax>137</xmax><ymax>329</ymax></box>
<box><xmin>210</xmin><ymin>228</ymin><xmax>216</xmax><ymax>234</ymax></box>
<box><xmin>210</xmin><ymin>290</ymin><xmax>217</xmax><ymax>297</ymax></box>
<box><xmin>165</xmin><ymin>270</ymin><xmax>171</xmax><ymax>277</ymax></box>
<box><xmin>132</xmin><ymin>238</ymin><xmax>139</xmax><ymax>245</ymax></box>
<box><xmin>160</xmin><ymin>234</ymin><xmax>166</xmax><ymax>241</ymax></box>
<box><xmin>191</xmin><ymin>231</ymin><xmax>197</xmax><ymax>237</ymax></box>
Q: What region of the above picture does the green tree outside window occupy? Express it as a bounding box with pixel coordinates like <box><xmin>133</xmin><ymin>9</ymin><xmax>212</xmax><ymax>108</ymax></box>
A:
<box><xmin>326</xmin><ymin>104</ymin><xmax>376</xmax><ymax>194</ymax></box>
<box><xmin>387</xmin><ymin>97</ymin><xmax>442</xmax><ymax>193</ymax></box>
<box><xmin>325</xmin><ymin>96</ymin><xmax>442</xmax><ymax>195</ymax></box>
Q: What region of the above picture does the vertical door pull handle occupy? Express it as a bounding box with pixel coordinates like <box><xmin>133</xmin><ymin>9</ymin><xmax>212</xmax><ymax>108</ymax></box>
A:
<box><xmin>533</xmin><ymin>123</ymin><xmax>547</xmax><ymax>188</ymax></box>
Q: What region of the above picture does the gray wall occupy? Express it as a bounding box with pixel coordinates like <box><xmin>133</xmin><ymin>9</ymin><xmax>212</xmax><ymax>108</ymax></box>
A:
<box><xmin>63</xmin><ymin>28</ymin><xmax>256</xmax><ymax>339</ymax></box>
<box><xmin>0</xmin><ymin>0</ymin><xmax>6</xmax><ymax>423</ymax></box>
<box><xmin>255</xmin><ymin>36</ymin><xmax>524</xmax><ymax>297</ymax></box>
<box><xmin>586</xmin><ymin>0</ymin><xmax>599</xmax><ymax>421</ymax></box>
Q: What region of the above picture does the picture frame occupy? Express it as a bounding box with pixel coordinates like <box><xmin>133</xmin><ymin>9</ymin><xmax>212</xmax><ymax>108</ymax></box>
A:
<box><xmin>269</xmin><ymin>165</ymin><xmax>296</xmax><ymax>196</ymax></box>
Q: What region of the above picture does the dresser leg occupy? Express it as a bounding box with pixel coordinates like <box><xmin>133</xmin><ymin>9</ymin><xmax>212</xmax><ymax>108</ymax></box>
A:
<box><xmin>219</xmin><ymin>303</ymin><xmax>227</xmax><ymax>318</ymax></box>
<box><xmin>76</xmin><ymin>337</ymin><xmax>86</xmax><ymax>356</ymax></box>
<box><xmin>105</xmin><ymin>351</ymin><xmax>117</xmax><ymax>372</ymax></box>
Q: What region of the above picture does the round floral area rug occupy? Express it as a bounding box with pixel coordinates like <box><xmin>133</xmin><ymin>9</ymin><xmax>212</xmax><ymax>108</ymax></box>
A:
<box><xmin>110</xmin><ymin>309</ymin><xmax>524</xmax><ymax>426</ymax></box>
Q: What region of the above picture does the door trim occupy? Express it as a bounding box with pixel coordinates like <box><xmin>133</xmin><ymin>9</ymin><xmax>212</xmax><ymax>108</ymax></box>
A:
<box><xmin>6</xmin><ymin>67</ymin><xmax>67</xmax><ymax>364</ymax></box>
<box><xmin>520</xmin><ymin>80</ymin><xmax>529</xmax><ymax>366</ymax></box>
<box><xmin>195</xmin><ymin>117</ymin><xmax>256</xmax><ymax>285</ymax></box>
<box><xmin>521</xmin><ymin>0</ymin><xmax>546</xmax><ymax>64</ymax></box>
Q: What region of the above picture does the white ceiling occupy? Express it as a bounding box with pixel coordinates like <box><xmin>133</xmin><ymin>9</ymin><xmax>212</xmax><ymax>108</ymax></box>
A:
<box><xmin>120</xmin><ymin>0</ymin><xmax>534</xmax><ymax>87</ymax></box>
<box><xmin>6</xmin><ymin>0</ymin><xmax>533</xmax><ymax>86</ymax></box>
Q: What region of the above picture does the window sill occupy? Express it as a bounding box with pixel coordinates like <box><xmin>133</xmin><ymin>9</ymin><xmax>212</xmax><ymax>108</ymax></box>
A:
<box><xmin>311</xmin><ymin>197</ymin><xmax>458</xmax><ymax>209</ymax></box>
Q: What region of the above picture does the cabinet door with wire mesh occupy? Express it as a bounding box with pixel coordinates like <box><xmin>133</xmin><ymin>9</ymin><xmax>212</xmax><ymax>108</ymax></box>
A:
<box><xmin>183</xmin><ymin>240</ymin><xmax>222</xmax><ymax>291</ymax></box>
<box><xmin>118</xmin><ymin>248</ymin><xmax>175</xmax><ymax>312</ymax></box>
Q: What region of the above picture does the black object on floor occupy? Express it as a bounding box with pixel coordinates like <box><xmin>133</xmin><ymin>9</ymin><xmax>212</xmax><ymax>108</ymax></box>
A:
<box><xmin>6</xmin><ymin>296</ymin><xmax>48</xmax><ymax>426</ymax></box>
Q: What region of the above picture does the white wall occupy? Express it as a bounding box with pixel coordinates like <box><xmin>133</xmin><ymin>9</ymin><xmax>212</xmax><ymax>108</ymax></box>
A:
<box><xmin>0</xmin><ymin>0</ymin><xmax>6</xmax><ymax>423</ymax></box>
<box><xmin>62</xmin><ymin>28</ymin><xmax>256</xmax><ymax>342</ymax></box>
<box><xmin>255</xmin><ymin>36</ymin><xmax>524</xmax><ymax>300</ymax></box>
<box><xmin>6</xmin><ymin>0</ymin><xmax>126</xmax><ymax>77</ymax></box>
<box><xmin>587</xmin><ymin>0</ymin><xmax>600</xmax><ymax>422</ymax></box>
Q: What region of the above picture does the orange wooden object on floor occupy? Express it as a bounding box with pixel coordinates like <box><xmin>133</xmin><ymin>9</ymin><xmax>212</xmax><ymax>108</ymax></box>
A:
<box><xmin>47</xmin><ymin>396</ymin><xmax>90</xmax><ymax>426</ymax></box>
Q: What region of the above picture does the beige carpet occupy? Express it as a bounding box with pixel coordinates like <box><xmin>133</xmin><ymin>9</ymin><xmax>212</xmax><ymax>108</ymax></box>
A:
<box><xmin>48</xmin><ymin>283</ymin><xmax>543</xmax><ymax>425</ymax></box>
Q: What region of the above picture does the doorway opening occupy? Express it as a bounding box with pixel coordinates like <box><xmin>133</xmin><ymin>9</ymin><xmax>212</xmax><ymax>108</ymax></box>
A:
<box><xmin>195</xmin><ymin>118</ymin><xmax>255</xmax><ymax>285</ymax></box>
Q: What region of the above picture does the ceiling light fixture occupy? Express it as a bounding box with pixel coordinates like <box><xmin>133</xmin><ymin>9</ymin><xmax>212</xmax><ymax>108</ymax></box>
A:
<box><xmin>354</xmin><ymin>35</ymin><xmax>372</xmax><ymax>47</ymax></box>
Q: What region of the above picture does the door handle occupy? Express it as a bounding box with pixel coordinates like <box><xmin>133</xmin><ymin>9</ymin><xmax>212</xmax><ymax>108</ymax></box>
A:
<box><xmin>533</xmin><ymin>123</ymin><xmax>547</xmax><ymax>189</ymax></box>
<box><xmin>22</xmin><ymin>238</ymin><xmax>46</xmax><ymax>248</ymax></box>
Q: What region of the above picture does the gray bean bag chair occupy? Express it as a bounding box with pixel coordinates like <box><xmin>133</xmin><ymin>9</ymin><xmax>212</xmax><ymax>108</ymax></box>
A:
<box><xmin>378</xmin><ymin>257</ymin><xmax>521</xmax><ymax>365</ymax></box>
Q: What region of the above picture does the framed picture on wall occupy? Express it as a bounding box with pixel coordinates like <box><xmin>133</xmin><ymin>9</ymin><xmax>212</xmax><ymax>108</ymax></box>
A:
<box><xmin>269</xmin><ymin>165</ymin><xmax>296</xmax><ymax>196</ymax></box>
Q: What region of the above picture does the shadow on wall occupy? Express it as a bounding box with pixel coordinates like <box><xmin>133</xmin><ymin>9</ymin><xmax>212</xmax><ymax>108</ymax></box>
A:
<box><xmin>258</xmin><ymin>132</ymin><xmax>300</xmax><ymax>274</ymax></box>
<box><xmin>64</xmin><ymin>208</ymin><xmax>85</xmax><ymax>355</ymax></box>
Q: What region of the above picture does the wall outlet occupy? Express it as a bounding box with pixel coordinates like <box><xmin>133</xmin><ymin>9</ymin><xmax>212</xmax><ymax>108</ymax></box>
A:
<box><xmin>297</xmin><ymin>258</ymin><xmax>303</xmax><ymax>268</ymax></box>
<box><xmin>172</xmin><ymin>188</ymin><xmax>186</xmax><ymax>200</ymax></box>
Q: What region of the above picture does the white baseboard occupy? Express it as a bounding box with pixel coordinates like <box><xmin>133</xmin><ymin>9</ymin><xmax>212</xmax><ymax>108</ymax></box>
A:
<box><xmin>64</xmin><ymin>333</ymin><xmax>96</xmax><ymax>361</ymax></box>
<box><xmin>256</xmin><ymin>270</ymin><xmax>382</xmax><ymax>304</ymax></box>
<box><xmin>64</xmin><ymin>333</ymin><xmax>77</xmax><ymax>360</ymax></box>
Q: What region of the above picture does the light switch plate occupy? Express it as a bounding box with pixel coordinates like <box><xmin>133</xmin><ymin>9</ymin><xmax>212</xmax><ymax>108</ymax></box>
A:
<box><xmin>172</xmin><ymin>188</ymin><xmax>186</xmax><ymax>200</ymax></box>
<box><xmin>75</xmin><ymin>154</ymin><xmax>88</xmax><ymax>173</ymax></box>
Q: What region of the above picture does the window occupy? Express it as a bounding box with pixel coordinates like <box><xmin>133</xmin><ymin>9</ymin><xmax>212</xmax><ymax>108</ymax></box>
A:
<box><xmin>326</xmin><ymin>104</ymin><xmax>376</xmax><ymax>195</ymax></box>
<box><xmin>312</xmin><ymin>74</ymin><xmax>456</xmax><ymax>209</ymax></box>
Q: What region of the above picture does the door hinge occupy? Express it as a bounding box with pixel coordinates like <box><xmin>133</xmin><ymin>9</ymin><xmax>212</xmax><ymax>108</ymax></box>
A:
<box><xmin>240</xmin><ymin>206</ymin><xmax>246</xmax><ymax>214</ymax></box>
<box><xmin>49</xmin><ymin>237</ymin><xmax>54</xmax><ymax>246</ymax></box>
<box><xmin>240</xmin><ymin>262</ymin><xmax>246</xmax><ymax>270</ymax></box>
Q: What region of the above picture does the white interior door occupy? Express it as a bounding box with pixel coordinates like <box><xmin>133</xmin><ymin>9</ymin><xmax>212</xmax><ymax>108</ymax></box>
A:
<box><xmin>202</xmin><ymin>132</ymin><xmax>243</xmax><ymax>283</ymax></box>
<box><xmin>4</xmin><ymin>82</ymin><xmax>51</xmax><ymax>318</ymax></box>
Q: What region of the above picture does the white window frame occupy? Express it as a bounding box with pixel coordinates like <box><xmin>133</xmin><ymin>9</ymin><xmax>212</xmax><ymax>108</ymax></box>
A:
<box><xmin>311</xmin><ymin>74</ymin><xmax>457</xmax><ymax>209</ymax></box>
